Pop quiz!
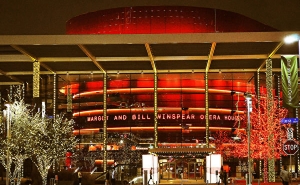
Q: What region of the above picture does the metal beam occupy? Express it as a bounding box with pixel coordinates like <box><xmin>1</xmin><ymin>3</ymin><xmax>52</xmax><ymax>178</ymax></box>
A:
<box><xmin>1</xmin><ymin>32</ymin><xmax>300</xmax><ymax>45</ymax></box>
<box><xmin>257</xmin><ymin>41</ymin><xmax>284</xmax><ymax>71</ymax></box>
<box><xmin>206</xmin><ymin>42</ymin><xmax>216</xmax><ymax>72</ymax></box>
<box><xmin>10</xmin><ymin>45</ymin><xmax>55</xmax><ymax>74</ymax></box>
<box><xmin>78</xmin><ymin>44</ymin><xmax>106</xmax><ymax>73</ymax></box>
<box><xmin>145</xmin><ymin>43</ymin><xmax>157</xmax><ymax>73</ymax></box>
<box><xmin>0</xmin><ymin>68</ymin><xmax>23</xmax><ymax>83</ymax></box>
<box><xmin>0</xmin><ymin>54</ymin><xmax>295</xmax><ymax>63</ymax></box>
<box><xmin>10</xmin><ymin>45</ymin><xmax>37</xmax><ymax>61</ymax></box>
<box><xmin>0</xmin><ymin>82</ymin><xmax>22</xmax><ymax>85</ymax></box>
<box><xmin>0</xmin><ymin>67</ymin><xmax>285</xmax><ymax>76</ymax></box>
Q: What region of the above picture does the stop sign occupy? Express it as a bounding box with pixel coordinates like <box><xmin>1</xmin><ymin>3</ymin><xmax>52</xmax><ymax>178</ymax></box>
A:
<box><xmin>283</xmin><ymin>140</ymin><xmax>299</xmax><ymax>155</ymax></box>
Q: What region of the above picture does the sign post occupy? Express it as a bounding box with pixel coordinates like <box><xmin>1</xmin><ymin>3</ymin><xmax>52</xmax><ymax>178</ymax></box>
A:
<box><xmin>282</xmin><ymin>127</ymin><xmax>299</xmax><ymax>179</ymax></box>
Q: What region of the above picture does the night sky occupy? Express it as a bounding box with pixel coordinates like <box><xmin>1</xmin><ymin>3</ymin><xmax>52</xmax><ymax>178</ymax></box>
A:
<box><xmin>1</xmin><ymin>0</ymin><xmax>300</xmax><ymax>35</ymax></box>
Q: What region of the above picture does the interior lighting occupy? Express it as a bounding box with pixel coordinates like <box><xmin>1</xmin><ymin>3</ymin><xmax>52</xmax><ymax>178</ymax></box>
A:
<box><xmin>284</xmin><ymin>34</ymin><xmax>299</xmax><ymax>44</ymax></box>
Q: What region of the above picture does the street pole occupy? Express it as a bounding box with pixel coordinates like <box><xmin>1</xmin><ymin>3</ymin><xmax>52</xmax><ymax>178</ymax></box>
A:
<box><xmin>245</xmin><ymin>94</ymin><xmax>252</xmax><ymax>185</ymax></box>
<box><xmin>4</xmin><ymin>103</ymin><xmax>11</xmax><ymax>185</ymax></box>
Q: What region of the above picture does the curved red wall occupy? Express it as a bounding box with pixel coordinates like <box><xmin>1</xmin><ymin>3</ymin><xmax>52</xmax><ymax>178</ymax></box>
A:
<box><xmin>66</xmin><ymin>6</ymin><xmax>277</xmax><ymax>34</ymax></box>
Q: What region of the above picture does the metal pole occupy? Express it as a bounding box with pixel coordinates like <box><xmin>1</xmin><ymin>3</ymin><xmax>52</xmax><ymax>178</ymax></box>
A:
<box><xmin>247</xmin><ymin>110</ymin><xmax>251</xmax><ymax>185</ymax></box>
<box><xmin>5</xmin><ymin>103</ymin><xmax>11</xmax><ymax>185</ymax></box>
<box><xmin>246</xmin><ymin>94</ymin><xmax>252</xmax><ymax>185</ymax></box>
<box><xmin>290</xmin><ymin>155</ymin><xmax>292</xmax><ymax>184</ymax></box>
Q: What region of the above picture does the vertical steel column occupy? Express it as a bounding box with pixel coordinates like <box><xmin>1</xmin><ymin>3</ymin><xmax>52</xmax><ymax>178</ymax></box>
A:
<box><xmin>205</xmin><ymin>72</ymin><xmax>209</xmax><ymax>147</ymax></box>
<box><xmin>22</xmin><ymin>83</ymin><xmax>25</xmax><ymax>99</ymax></box>
<box><xmin>257</xmin><ymin>70</ymin><xmax>262</xmax><ymax>179</ymax></box>
<box><xmin>278</xmin><ymin>75</ymin><xmax>283</xmax><ymax>170</ymax></box>
<box><xmin>103</xmin><ymin>74</ymin><xmax>108</xmax><ymax>172</ymax></box>
<box><xmin>296</xmin><ymin>108</ymin><xmax>299</xmax><ymax>175</ymax></box>
<box><xmin>205</xmin><ymin>42</ymin><xmax>215</xmax><ymax>148</ymax></box>
<box><xmin>53</xmin><ymin>73</ymin><xmax>57</xmax><ymax>122</ymax></box>
<box><xmin>67</xmin><ymin>72</ymin><xmax>72</xmax><ymax>113</ymax></box>
<box><xmin>296</xmin><ymin>35</ymin><xmax>300</xmax><ymax>178</ymax></box>
<box><xmin>266</xmin><ymin>58</ymin><xmax>275</xmax><ymax>182</ymax></box>
<box><xmin>67</xmin><ymin>84</ymin><xmax>72</xmax><ymax>113</ymax></box>
<box><xmin>33</xmin><ymin>61</ymin><xmax>40</xmax><ymax>98</ymax></box>
<box><xmin>145</xmin><ymin>43</ymin><xmax>158</xmax><ymax>148</ymax></box>
<box><xmin>154</xmin><ymin>72</ymin><xmax>158</xmax><ymax>148</ymax></box>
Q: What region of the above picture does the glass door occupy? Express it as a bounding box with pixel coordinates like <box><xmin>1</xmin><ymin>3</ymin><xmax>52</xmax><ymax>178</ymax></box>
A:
<box><xmin>188</xmin><ymin>162</ymin><xmax>196</xmax><ymax>179</ymax></box>
<box><xmin>161</xmin><ymin>162</ymin><xmax>176</xmax><ymax>180</ymax></box>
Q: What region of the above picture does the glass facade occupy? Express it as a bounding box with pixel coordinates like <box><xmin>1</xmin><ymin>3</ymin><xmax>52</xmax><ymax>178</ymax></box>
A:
<box><xmin>52</xmin><ymin>72</ymin><xmax>256</xmax><ymax>165</ymax></box>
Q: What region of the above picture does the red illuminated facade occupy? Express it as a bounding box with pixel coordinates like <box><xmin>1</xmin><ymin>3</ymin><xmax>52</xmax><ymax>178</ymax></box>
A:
<box><xmin>66</xmin><ymin>6</ymin><xmax>277</xmax><ymax>34</ymax></box>
<box><xmin>62</xmin><ymin>5</ymin><xmax>280</xmax><ymax>178</ymax></box>
<box><xmin>59</xmin><ymin>73</ymin><xmax>254</xmax><ymax>145</ymax></box>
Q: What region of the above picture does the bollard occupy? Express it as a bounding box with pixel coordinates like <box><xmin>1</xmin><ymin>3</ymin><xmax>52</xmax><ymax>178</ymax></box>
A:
<box><xmin>50</xmin><ymin>178</ymin><xmax>55</xmax><ymax>185</ymax></box>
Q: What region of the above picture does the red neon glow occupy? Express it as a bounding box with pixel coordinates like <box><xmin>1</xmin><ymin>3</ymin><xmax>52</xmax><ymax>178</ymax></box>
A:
<box><xmin>73</xmin><ymin>126</ymin><xmax>239</xmax><ymax>135</ymax></box>
<box><xmin>72</xmin><ymin>87</ymin><xmax>244</xmax><ymax>98</ymax></box>
<box><xmin>73</xmin><ymin>107</ymin><xmax>244</xmax><ymax>117</ymax></box>
<box><xmin>66</xmin><ymin>6</ymin><xmax>276</xmax><ymax>34</ymax></box>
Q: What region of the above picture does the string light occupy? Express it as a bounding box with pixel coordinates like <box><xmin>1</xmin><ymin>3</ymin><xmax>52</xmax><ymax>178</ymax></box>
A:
<box><xmin>33</xmin><ymin>61</ymin><xmax>40</xmax><ymax>97</ymax></box>
<box><xmin>278</xmin><ymin>75</ymin><xmax>283</xmax><ymax>171</ymax></box>
<box><xmin>67</xmin><ymin>83</ymin><xmax>72</xmax><ymax>113</ymax></box>
<box><xmin>0</xmin><ymin>87</ymin><xmax>77</xmax><ymax>185</ymax></box>
<box><xmin>103</xmin><ymin>73</ymin><xmax>107</xmax><ymax>172</ymax></box>
<box><xmin>266</xmin><ymin>58</ymin><xmax>275</xmax><ymax>182</ymax></box>
<box><xmin>53</xmin><ymin>73</ymin><xmax>56</xmax><ymax>122</ymax></box>
<box><xmin>205</xmin><ymin>72</ymin><xmax>209</xmax><ymax>147</ymax></box>
<box><xmin>154</xmin><ymin>72</ymin><xmax>158</xmax><ymax>148</ymax></box>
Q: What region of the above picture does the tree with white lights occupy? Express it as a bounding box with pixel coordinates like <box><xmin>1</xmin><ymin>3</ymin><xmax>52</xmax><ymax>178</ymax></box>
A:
<box><xmin>31</xmin><ymin>113</ymin><xmax>77</xmax><ymax>185</ymax></box>
<box><xmin>0</xmin><ymin>89</ymin><xmax>39</xmax><ymax>184</ymax></box>
<box><xmin>0</xmin><ymin>92</ymin><xmax>39</xmax><ymax>185</ymax></box>
<box><xmin>0</xmin><ymin>87</ymin><xmax>77</xmax><ymax>185</ymax></box>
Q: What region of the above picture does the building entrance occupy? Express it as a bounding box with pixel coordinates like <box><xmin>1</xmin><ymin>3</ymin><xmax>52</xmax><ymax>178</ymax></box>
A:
<box><xmin>161</xmin><ymin>162</ymin><xmax>176</xmax><ymax>179</ymax></box>
<box><xmin>160</xmin><ymin>159</ymin><xmax>204</xmax><ymax>180</ymax></box>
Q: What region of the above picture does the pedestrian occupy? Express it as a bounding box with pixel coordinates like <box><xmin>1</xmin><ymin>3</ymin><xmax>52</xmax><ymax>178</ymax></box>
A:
<box><xmin>148</xmin><ymin>167</ymin><xmax>153</xmax><ymax>185</ymax></box>
<box><xmin>111</xmin><ymin>169</ymin><xmax>117</xmax><ymax>185</ymax></box>
<box><xmin>219</xmin><ymin>167</ymin><xmax>227</xmax><ymax>185</ymax></box>
<box><xmin>280</xmin><ymin>166</ymin><xmax>291</xmax><ymax>185</ymax></box>
<box><xmin>121</xmin><ymin>169</ymin><xmax>124</xmax><ymax>183</ymax></box>
<box><xmin>55</xmin><ymin>174</ymin><xmax>58</xmax><ymax>185</ymax></box>
<box><xmin>78</xmin><ymin>171</ymin><xmax>82</xmax><ymax>185</ymax></box>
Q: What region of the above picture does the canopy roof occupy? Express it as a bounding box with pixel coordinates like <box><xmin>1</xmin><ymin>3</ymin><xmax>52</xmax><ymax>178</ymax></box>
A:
<box><xmin>0</xmin><ymin>32</ymin><xmax>299</xmax><ymax>87</ymax></box>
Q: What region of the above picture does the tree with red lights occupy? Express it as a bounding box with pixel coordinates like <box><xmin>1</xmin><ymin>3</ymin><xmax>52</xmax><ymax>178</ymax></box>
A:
<box><xmin>213</xmin><ymin>92</ymin><xmax>288</xmax><ymax>182</ymax></box>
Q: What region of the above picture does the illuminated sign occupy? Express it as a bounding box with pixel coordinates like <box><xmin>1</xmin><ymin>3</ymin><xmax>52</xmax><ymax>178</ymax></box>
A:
<box><xmin>86</xmin><ymin>113</ymin><xmax>241</xmax><ymax>122</ymax></box>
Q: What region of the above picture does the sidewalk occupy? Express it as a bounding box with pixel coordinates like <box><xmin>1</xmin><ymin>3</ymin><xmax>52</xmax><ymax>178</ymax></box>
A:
<box><xmin>159</xmin><ymin>178</ymin><xmax>298</xmax><ymax>185</ymax></box>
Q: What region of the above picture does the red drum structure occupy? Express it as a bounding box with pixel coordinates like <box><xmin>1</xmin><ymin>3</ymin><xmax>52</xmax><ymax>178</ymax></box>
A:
<box><xmin>66</xmin><ymin>6</ymin><xmax>276</xmax><ymax>34</ymax></box>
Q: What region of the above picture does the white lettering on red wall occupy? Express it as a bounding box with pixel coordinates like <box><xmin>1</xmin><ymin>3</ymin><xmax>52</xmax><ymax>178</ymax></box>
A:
<box><xmin>86</xmin><ymin>114</ymin><xmax>241</xmax><ymax>122</ymax></box>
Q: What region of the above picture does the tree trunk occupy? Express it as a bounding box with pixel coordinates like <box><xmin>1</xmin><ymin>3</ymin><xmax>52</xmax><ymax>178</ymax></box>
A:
<box><xmin>42</xmin><ymin>176</ymin><xmax>47</xmax><ymax>185</ymax></box>
<box><xmin>264</xmin><ymin>158</ymin><xmax>268</xmax><ymax>182</ymax></box>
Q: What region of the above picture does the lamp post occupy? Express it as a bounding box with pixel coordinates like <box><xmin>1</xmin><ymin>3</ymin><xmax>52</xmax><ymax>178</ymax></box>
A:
<box><xmin>3</xmin><ymin>103</ymin><xmax>11</xmax><ymax>185</ymax></box>
<box><xmin>245</xmin><ymin>94</ymin><xmax>252</xmax><ymax>185</ymax></box>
